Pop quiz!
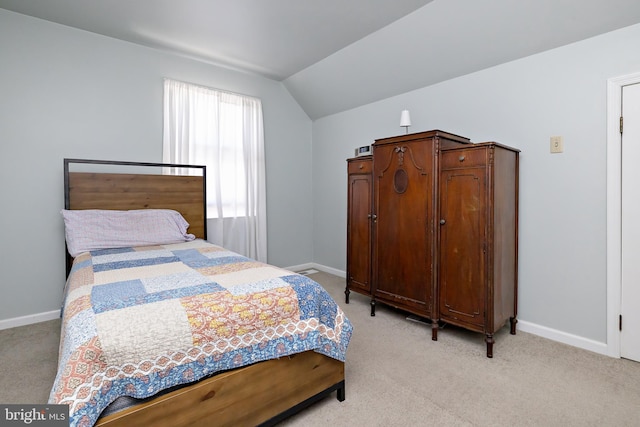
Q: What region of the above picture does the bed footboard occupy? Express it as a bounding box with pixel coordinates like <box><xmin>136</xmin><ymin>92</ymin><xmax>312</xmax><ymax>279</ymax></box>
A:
<box><xmin>96</xmin><ymin>351</ymin><xmax>345</xmax><ymax>427</ymax></box>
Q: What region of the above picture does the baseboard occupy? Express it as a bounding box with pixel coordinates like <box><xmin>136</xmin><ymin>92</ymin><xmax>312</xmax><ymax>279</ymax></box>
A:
<box><xmin>517</xmin><ymin>320</ymin><xmax>609</xmax><ymax>356</ymax></box>
<box><xmin>284</xmin><ymin>262</ymin><xmax>346</xmax><ymax>278</ymax></box>
<box><xmin>1</xmin><ymin>262</ymin><xmax>344</xmax><ymax>331</ymax></box>
<box><xmin>1</xmin><ymin>278</ymin><xmax>610</xmax><ymax>359</ymax></box>
<box><xmin>284</xmin><ymin>263</ymin><xmax>612</xmax><ymax>357</ymax></box>
<box><xmin>284</xmin><ymin>262</ymin><xmax>315</xmax><ymax>273</ymax></box>
<box><xmin>308</xmin><ymin>263</ymin><xmax>346</xmax><ymax>278</ymax></box>
<box><xmin>0</xmin><ymin>310</ymin><xmax>60</xmax><ymax>331</ymax></box>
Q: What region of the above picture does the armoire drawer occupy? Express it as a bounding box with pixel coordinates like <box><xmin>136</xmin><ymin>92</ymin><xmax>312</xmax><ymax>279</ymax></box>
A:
<box><xmin>348</xmin><ymin>157</ymin><xmax>372</xmax><ymax>174</ymax></box>
<box><xmin>441</xmin><ymin>148</ymin><xmax>486</xmax><ymax>169</ymax></box>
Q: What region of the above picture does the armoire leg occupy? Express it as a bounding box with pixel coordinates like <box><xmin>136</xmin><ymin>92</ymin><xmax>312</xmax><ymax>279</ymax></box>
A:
<box><xmin>370</xmin><ymin>299</ymin><xmax>376</xmax><ymax>316</ymax></box>
<box><xmin>485</xmin><ymin>334</ymin><xmax>494</xmax><ymax>358</ymax></box>
<box><xmin>344</xmin><ymin>287</ymin><xmax>350</xmax><ymax>304</ymax></box>
<box><xmin>431</xmin><ymin>322</ymin><xmax>438</xmax><ymax>341</ymax></box>
<box><xmin>510</xmin><ymin>316</ymin><xmax>517</xmax><ymax>335</ymax></box>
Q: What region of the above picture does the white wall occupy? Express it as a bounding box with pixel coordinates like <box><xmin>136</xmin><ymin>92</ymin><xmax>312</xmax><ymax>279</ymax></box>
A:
<box><xmin>3</xmin><ymin>8</ymin><xmax>640</xmax><ymax>353</ymax></box>
<box><xmin>312</xmin><ymin>23</ymin><xmax>640</xmax><ymax>347</ymax></box>
<box><xmin>0</xmin><ymin>10</ymin><xmax>313</xmax><ymax>324</ymax></box>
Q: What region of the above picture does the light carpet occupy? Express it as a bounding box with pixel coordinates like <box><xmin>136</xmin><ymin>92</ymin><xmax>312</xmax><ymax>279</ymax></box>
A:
<box><xmin>1</xmin><ymin>271</ymin><xmax>639</xmax><ymax>426</ymax></box>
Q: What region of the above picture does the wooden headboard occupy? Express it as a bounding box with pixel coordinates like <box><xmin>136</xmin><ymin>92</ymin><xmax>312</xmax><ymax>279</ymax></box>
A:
<box><xmin>63</xmin><ymin>159</ymin><xmax>207</xmax><ymax>273</ymax></box>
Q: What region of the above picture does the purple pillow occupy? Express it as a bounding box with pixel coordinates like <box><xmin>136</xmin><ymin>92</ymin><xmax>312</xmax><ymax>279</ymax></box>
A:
<box><xmin>62</xmin><ymin>209</ymin><xmax>196</xmax><ymax>257</ymax></box>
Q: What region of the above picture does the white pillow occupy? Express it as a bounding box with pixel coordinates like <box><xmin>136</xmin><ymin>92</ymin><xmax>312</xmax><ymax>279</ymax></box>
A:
<box><xmin>62</xmin><ymin>209</ymin><xmax>196</xmax><ymax>257</ymax></box>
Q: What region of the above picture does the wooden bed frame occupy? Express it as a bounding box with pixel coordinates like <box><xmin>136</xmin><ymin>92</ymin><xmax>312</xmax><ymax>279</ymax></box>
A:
<box><xmin>63</xmin><ymin>158</ymin><xmax>346</xmax><ymax>427</ymax></box>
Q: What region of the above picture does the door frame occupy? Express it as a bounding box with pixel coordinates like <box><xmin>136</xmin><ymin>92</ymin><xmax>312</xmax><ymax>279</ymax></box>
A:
<box><xmin>606</xmin><ymin>71</ymin><xmax>640</xmax><ymax>357</ymax></box>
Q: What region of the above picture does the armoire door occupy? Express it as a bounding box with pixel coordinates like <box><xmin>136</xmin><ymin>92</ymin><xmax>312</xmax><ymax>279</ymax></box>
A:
<box><xmin>347</xmin><ymin>157</ymin><xmax>373</xmax><ymax>295</ymax></box>
<box><xmin>373</xmin><ymin>139</ymin><xmax>434</xmax><ymax>315</ymax></box>
<box><xmin>439</xmin><ymin>159</ymin><xmax>487</xmax><ymax>329</ymax></box>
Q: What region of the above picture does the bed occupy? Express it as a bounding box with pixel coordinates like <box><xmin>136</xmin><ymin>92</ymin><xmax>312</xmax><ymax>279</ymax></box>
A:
<box><xmin>50</xmin><ymin>159</ymin><xmax>352</xmax><ymax>427</ymax></box>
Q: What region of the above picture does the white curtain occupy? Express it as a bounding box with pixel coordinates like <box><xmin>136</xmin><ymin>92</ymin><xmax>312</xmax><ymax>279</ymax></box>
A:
<box><xmin>162</xmin><ymin>79</ymin><xmax>267</xmax><ymax>262</ymax></box>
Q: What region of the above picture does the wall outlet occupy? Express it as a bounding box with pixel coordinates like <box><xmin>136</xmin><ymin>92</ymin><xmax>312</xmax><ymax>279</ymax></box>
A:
<box><xmin>550</xmin><ymin>136</ymin><xmax>564</xmax><ymax>153</ymax></box>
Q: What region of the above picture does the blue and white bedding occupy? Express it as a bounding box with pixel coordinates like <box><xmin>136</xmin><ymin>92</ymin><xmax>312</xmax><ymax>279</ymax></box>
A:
<box><xmin>49</xmin><ymin>239</ymin><xmax>352</xmax><ymax>427</ymax></box>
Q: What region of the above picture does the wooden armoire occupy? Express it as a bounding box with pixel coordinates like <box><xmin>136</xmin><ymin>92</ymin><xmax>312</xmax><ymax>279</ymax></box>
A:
<box><xmin>439</xmin><ymin>142</ymin><xmax>519</xmax><ymax>357</ymax></box>
<box><xmin>345</xmin><ymin>130</ymin><xmax>520</xmax><ymax>357</ymax></box>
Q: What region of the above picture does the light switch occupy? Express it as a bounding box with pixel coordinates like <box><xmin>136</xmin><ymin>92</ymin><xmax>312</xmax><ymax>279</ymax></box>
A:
<box><xmin>550</xmin><ymin>136</ymin><xmax>563</xmax><ymax>153</ymax></box>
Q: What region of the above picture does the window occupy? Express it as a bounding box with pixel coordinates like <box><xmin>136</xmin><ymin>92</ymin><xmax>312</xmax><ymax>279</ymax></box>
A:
<box><xmin>162</xmin><ymin>79</ymin><xmax>267</xmax><ymax>261</ymax></box>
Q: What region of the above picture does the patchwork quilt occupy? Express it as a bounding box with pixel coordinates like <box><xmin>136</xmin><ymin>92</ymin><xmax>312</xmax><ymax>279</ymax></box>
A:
<box><xmin>49</xmin><ymin>240</ymin><xmax>352</xmax><ymax>427</ymax></box>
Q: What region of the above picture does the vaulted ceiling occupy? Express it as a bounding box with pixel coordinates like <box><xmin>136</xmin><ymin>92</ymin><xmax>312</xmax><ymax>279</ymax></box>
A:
<box><xmin>3</xmin><ymin>0</ymin><xmax>640</xmax><ymax>119</ymax></box>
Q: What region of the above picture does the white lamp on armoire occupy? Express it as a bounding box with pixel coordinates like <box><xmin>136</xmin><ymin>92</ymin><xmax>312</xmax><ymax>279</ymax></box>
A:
<box><xmin>400</xmin><ymin>109</ymin><xmax>411</xmax><ymax>134</ymax></box>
